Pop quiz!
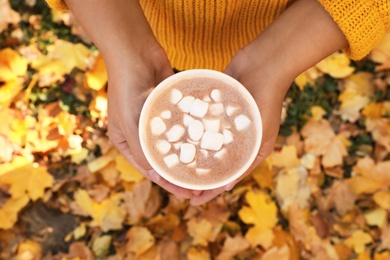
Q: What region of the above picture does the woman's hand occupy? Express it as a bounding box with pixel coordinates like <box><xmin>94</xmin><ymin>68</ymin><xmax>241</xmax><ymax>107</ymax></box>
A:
<box><xmin>190</xmin><ymin>0</ymin><xmax>348</xmax><ymax>205</ymax></box>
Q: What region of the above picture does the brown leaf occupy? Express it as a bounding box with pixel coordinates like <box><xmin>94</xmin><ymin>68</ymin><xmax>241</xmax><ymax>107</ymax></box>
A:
<box><xmin>330</xmin><ymin>180</ymin><xmax>357</xmax><ymax>216</ymax></box>
<box><xmin>216</xmin><ymin>235</ymin><xmax>250</xmax><ymax>260</ymax></box>
<box><xmin>125</xmin><ymin>226</ymin><xmax>155</xmax><ymax>256</ymax></box>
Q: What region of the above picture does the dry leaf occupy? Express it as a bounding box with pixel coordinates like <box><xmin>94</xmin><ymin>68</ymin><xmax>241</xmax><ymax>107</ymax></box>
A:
<box><xmin>354</xmin><ymin>156</ymin><xmax>390</xmax><ymax>185</ymax></box>
<box><xmin>252</xmin><ymin>158</ymin><xmax>275</xmax><ymax>190</ymax></box>
<box><xmin>329</xmin><ymin>180</ymin><xmax>357</xmax><ymax>216</ymax></box>
<box><xmin>365</xmin><ymin>118</ymin><xmax>390</xmax><ymax>152</ymax></box>
<box><xmin>74</xmin><ymin>189</ymin><xmax>126</xmax><ymax>231</ymax></box>
<box><xmin>123</xmin><ymin>179</ymin><xmax>161</xmax><ymax>225</ymax></box>
<box><xmin>0</xmin><ymin>48</ymin><xmax>27</xmax><ymax>82</ymax></box>
<box><xmin>0</xmin><ymin>0</ymin><xmax>20</xmax><ymax>32</ymax></box>
<box><xmin>260</xmin><ymin>245</ymin><xmax>290</xmax><ymax>260</ymax></box>
<box><xmin>0</xmin><ymin>164</ymin><xmax>53</xmax><ymax>200</ymax></box>
<box><xmin>363</xmin><ymin>208</ymin><xmax>387</xmax><ymax>228</ymax></box>
<box><xmin>215</xmin><ymin>235</ymin><xmax>250</xmax><ymax>260</ymax></box>
<box><xmin>126</xmin><ymin>226</ymin><xmax>155</xmax><ymax>256</ymax></box>
<box><xmin>187</xmin><ymin>218</ymin><xmax>214</xmax><ymax>246</ymax></box>
<box><xmin>85</xmin><ymin>54</ymin><xmax>108</xmax><ymax>91</ymax></box>
<box><xmin>316</xmin><ymin>52</ymin><xmax>355</xmax><ymax>78</ymax></box>
<box><xmin>294</xmin><ymin>67</ymin><xmax>321</xmax><ymax>90</ymax></box>
<box><xmin>187</xmin><ymin>247</ymin><xmax>211</xmax><ymax>260</ymax></box>
<box><xmin>373</xmin><ymin>190</ymin><xmax>390</xmax><ymax>210</ymax></box>
<box><xmin>16</xmin><ymin>240</ymin><xmax>42</xmax><ymax>260</ymax></box>
<box><xmin>269</xmin><ymin>145</ymin><xmax>300</xmax><ymax>170</ymax></box>
<box><xmin>276</xmin><ymin>166</ymin><xmax>311</xmax><ymax>212</ymax></box>
<box><xmin>0</xmin><ymin>195</ymin><xmax>29</xmax><ymax>229</ymax></box>
<box><xmin>362</xmin><ymin>102</ymin><xmax>387</xmax><ymax>119</ymax></box>
<box><xmin>92</xmin><ymin>235</ymin><xmax>112</xmax><ymax>257</ymax></box>
<box><xmin>238</xmin><ymin>191</ymin><xmax>278</xmax><ymax>248</ymax></box>
<box><xmin>115</xmin><ymin>154</ymin><xmax>144</xmax><ymax>183</ymax></box>
<box><xmin>344</xmin><ymin>230</ymin><xmax>372</xmax><ymax>254</ymax></box>
<box><xmin>310</xmin><ymin>106</ymin><xmax>326</xmax><ymax>121</ymax></box>
<box><xmin>347</xmin><ymin>175</ymin><xmax>383</xmax><ymax>195</ymax></box>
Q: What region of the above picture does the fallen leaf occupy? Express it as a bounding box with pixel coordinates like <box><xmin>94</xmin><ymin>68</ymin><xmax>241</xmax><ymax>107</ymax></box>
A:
<box><xmin>0</xmin><ymin>80</ymin><xmax>24</xmax><ymax>107</ymax></box>
<box><xmin>347</xmin><ymin>175</ymin><xmax>383</xmax><ymax>195</ymax></box>
<box><xmin>354</xmin><ymin>156</ymin><xmax>390</xmax><ymax>185</ymax></box>
<box><xmin>0</xmin><ymin>0</ymin><xmax>20</xmax><ymax>32</ymax></box>
<box><xmin>370</xmin><ymin>33</ymin><xmax>390</xmax><ymax>70</ymax></box>
<box><xmin>74</xmin><ymin>189</ymin><xmax>126</xmax><ymax>231</ymax></box>
<box><xmin>252</xmin><ymin>158</ymin><xmax>275</xmax><ymax>190</ymax></box>
<box><xmin>0</xmin><ymin>48</ymin><xmax>27</xmax><ymax>82</ymax></box>
<box><xmin>362</xmin><ymin>102</ymin><xmax>387</xmax><ymax>119</ymax></box>
<box><xmin>329</xmin><ymin>180</ymin><xmax>357</xmax><ymax>216</ymax></box>
<box><xmin>16</xmin><ymin>240</ymin><xmax>42</xmax><ymax>260</ymax></box>
<box><xmin>373</xmin><ymin>190</ymin><xmax>390</xmax><ymax>210</ymax></box>
<box><xmin>294</xmin><ymin>66</ymin><xmax>321</xmax><ymax>90</ymax></box>
<box><xmin>0</xmin><ymin>195</ymin><xmax>29</xmax><ymax>229</ymax></box>
<box><xmin>364</xmin><ymin>208</ymin><xmax>387</xmax><ymax>228</ymax></box>
<box><xmin>92</xmin><ymin>235</ymin><xmax>112</xmax><ymax>257</ymax></box>
<box><xmin>215</xmin><ymin>235</ymin><xmax>250</xmax><ymax>260</ymax></box>
<box><xmin>187</xmin><ymin>247</ymin><xmax>211</xmax><ymax>260</ymax></box>
<box><xmin>123</xmin><ymin>179</ymin><xmax>162</xmax><ymax>225</ymax></box>
<box><xmin>365</xmin><ymin>118</ymin><xmax>390</xmax><ymax>152</ymax></box>
<box><xmin>85</xmin><ymin>54</ymin><xmax>108</xmax><ymax>91</ymax></box>
<box><xmin>260</xmin><ymin>245</ymin><xmax>290</xmax><ymax>260</ymax></box>
<box><xmin>269</xmin><ymin>145</ymin><xmax>300</xmax><ymax>170</ymax></box>
<box><xmin>0</xmin><ymin>164</ymin><xmax>53</xmax><ymax>200</ymax></box>
<box><xmin>187</xmin><ymin>218</ymin><xmax>214</xmax><ymax>246</ymax></box>
<box><xmin>310</xmin><ymin>106</ymin><xmax>326</xmax><ymax>121</ymax></box>
<box><xmin>115</xmin><ymin>154</ymin><xmax>144</xmax><ymax>183</ymax></box>
<box><xmin>316</xmin><ymin>52</ymin><xmax>355</xmax><ymax>78</ymax></box>
<box><xmin>239</xmin><ymin>190</ymin><xmax>278</xmax><ymax>248</ymax></box>
<box><xmin>126</xmin><ymin>226</ymin><xmax>155</xmax><ymax>256</ymax></box>
<box><xmin>344</xmin><ymin>230</ymin><xmax>372</xmax><ymax>254</ymax></box>
<box><xmin>276</xmin><ymin>166</ymin><xmax>311</xmax><ymax>212</ymax></box>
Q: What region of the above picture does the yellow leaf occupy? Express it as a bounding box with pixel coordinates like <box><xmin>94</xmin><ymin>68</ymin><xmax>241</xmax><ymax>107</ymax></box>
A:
<box><xmin>370</xmin><ymin>33</ymin><xmax>390</xmax><ymax>64</ymax></box>
<box><xmin>87</xmin><ymin>149</ymin><xmax>117</xmax><ymax>173</ymax></box>
<box><xmin>354</xmin><ymin>157</ymin><xmax>390</xmax><ymax>185</ymax></box>
<box><xmin>74</xmin><ymin>189</ymin><xmax>126</xmax><ymax>231</ymax></box>
<box><xmin>115</xmin><ymin>154</ymin><xmax>144</xmax><ymax>183</ymax></box>
<box><xmin>294</xmin><ymin>67</ymin><xmax>321</xmax><ymax>90</ymax></box>
<box><xmin>85</xmin><ymin>54</ymin><xmax>108</xmax><ymax>91</ymax></box>
<box><xmin>375</xmin><ymin>252</ymin><xmax>390</xmax><ymax>260</ymax></box>
<box><xmin>239</xmin><ymin>191</ymin><xmax>278</xmax><ymax>248</ymax></box>
<box><xmin>345</xmin><ymin>230</ymin><xmax>372</xmax><ymax>254</ymax></box>
<box><xmin>187</xmin><ymin>247</ymin><xmax>211</xmax><ymax>260</ymax></box>
<box><xmin>252</xmin><ymin>158</ymin><xmax>275</xmax><ymax>190</ymax></box>
<box><xmin>0</xmin><ymin>164</ymin><xmax>53</xmax><ymax>200</ymax></box>
<box><xmin>0</xmin><ymin>155</ymin><xmax>30</xmax><ymax>176</ymax></box>
<box><xmin>0</xmin><ymin>48</ymin><xmax>27</xmax><ymax>81</ymax></box>
<box><xmin>347</xmin><ymin>175</ymin><xmax>383</xmax><ymax>195</ymax></box>
<box><xmin>16</xmin><ymin>240</ymin><xmax>42</xmax><ymax>260</ymax></box>
<box><xmin>0</xmin><ymin>80</ymin><xmax>24</xmax><ymax>107</ymax></box>
<box><xmin>126</xmin><ymin>226</ymin><xmax>155</xmax><ymax>256</ymax></box>
<box><xmin>364</xmin><ymin>208</ymin><xmax>387</xmax><ymax>228</ymax></box>
<box><xmin>187</xmin><ymin>218</ymin><xmax>214</xmax><ymax>246</ymax></box>
<box><xmin>0</xmin><ymin>195</ymin><xmax>29</xmax><ymax>229</ymax></box>
<box><xmin>321</xmin><ymin>135</ymin><xmax>348</xmax><ymax>168</ymax></box>
<box><xmin>373</xmin><ymin>190</ymin><xmax>390</xmax><ymax>210</ymax></box>
<box><xmin>316</xmin><ymin>52</ymin><xmax>355</xmax><ymax>78</ymax></box>
<box><xmin>269</xmin><ymin>145</ymin><xmax>300</xmax><ymax>170</ymax></box>
<box><xmin>362</xmin><ymin>102</ymin><xmax>387</xmax><ymax>119</ymax></box>
<box><xmin>310</xmin><ymin>106</ymin><xmax>326</xmax><ymax>121</ymax></box>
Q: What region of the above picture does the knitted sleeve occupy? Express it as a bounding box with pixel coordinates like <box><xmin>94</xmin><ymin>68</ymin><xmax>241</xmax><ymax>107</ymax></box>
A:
<box><xmin>319</xmin><ymin>0</ymin><xmax>390</xmax><ymax>60</ymax></box>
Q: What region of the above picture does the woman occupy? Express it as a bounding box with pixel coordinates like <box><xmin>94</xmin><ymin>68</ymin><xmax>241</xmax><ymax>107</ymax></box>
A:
<box><xmin>46</xmin><ymin>0</ymin><xmax>390</xmax><ymax>205</ymax></box>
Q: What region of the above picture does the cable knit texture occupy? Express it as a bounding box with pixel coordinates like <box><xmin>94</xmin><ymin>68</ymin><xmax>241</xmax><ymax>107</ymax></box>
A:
<box><xmin>45</xmin><ymin>0</ymin><xmax>389</xmax><ymax>71</ymax></box>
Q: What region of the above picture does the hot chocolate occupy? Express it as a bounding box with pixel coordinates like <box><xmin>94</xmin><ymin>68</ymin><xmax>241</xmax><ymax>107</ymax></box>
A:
<box><xmin>139</xmin><ymin>70</ymin><xmax>262</xmax><ymax>190</ymax></box>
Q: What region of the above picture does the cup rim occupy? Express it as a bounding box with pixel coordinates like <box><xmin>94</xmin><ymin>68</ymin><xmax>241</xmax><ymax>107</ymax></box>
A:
<box><xmin>139</xmin><ymin>69</ymin><xmax>262</xmax><ymax>190</ymax></box>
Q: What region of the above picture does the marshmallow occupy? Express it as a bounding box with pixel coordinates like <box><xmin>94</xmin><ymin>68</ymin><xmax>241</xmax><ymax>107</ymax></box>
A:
<box><xmin>203</xmin><ymin>118</ymin><xmax>220</xmax><ymax>133</ymax></box>
<box><xmin>161</xmin><ymin>110</ymin><xmax>172</xmax><ymax>119</ymax></box>
<box><xmin>173</xmin><ymin>142</ymin><xmax>183</xmax><ymax>150</ymax></box>
<box><xmin>188</xmin><ymin>120</ymin><xmax>204</xmax><ymax>141</ymax></box>
<box><xmin>199</xmin><ymin>149</ymin><xmax>209</xmax><ymax>157</ymax></box>
<box><xmin>234</xmin><ymin>114</ymin><xmax>251</xmax><ymax>131</ymax></box>
<box><xmin>166</xmin><ymin>125</ymin><xmax>185</xmax><ymax>142</ymax></box>
<box><xmin>180</xmin><ymin>143</ymin><xmax>196</xmax><ymax>163</ymax></box>
<box><xmin>171</xmin><ymin>89</ymin><xmax>183</xmax><ymax>104</ymax></box>
<box><xmin>178</xmin><ymin>96</ymin><xmax>195</xmax><ymax>113</ymax></box>
<box><xmin>203</xmin><ymin>96</ymin><xmax>211</xmax><ymax>102</ymax></box>
<box><xmin>151</xmin><ymin>117</ymin><xmax>166</xmax><ymax>136</ymax></box>
<box><xmin>156</xmin><ymin>139</ymin><xmax>171</xmax><ymax>154</ymax></box>
<box><xmin>209</xmin><ymin>103</ymin><xmax>224</xmax><ymax>116</ymax></box>
<box><xmin>210</xmin><ymin>89</ymin><xmax>222</xmax><ymax>102</ymax></box>
<box><xmin>190</xmin><ymin>99</ymin><xmax>209</xmax><ymax>118</ymax></box>
<box><xmin>226</xmin><ymin>106</ymin><xmax>239</xmax><ymax>117</ymax></box>
<box><xmin>183</xmin><ymin>114</ymin><xmax>195</xmax><ymax>126</ymax></box>
<box><xmin>196</xmin><ymin>168</ymin><xmax>210</xmax><ymax>175</ymax></box>
<box><xmin>214</xmin><ymin>148</ymin><xmax>227</xmax><ymax>159</ymax></box>
<box><xmin>164</xmin><ymin>154</ymin><xmax>179</xmax><ymax>168</ymax></box>
<box><xmin>223</xmin><ymin>129</ymin><xmax>233</xmax><ymax>144</ymax></box>
<box><xmin>200</xmin><ymin>131</ymin><xmax>224</xmax><ymax>151</ymax></box>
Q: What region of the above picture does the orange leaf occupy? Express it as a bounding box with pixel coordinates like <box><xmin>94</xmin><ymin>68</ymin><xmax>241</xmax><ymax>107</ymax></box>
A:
<box><xmin>85</xmin><ymin>54</ymin><xmax>108</xmax><ymax>91</ymax></box>
<box><xmin>126</xmin><ymin>226</ymin><xmax>155</xmax><ymax>256</ymax></box>
<box><xmin>215</xmin><ymin>235</ymin><xmax>250</xmax><ymax>260</ymax></box>
<box><xmin>0</xmin><ymin>48</ymin><xmax>27</xmax><ymax>81</ymax></box>
<box><xmin>0</xmin><ymin>195</ymin><xmax>29</xmax><ymax>230</ymax></box>
<box><xmin>187</xmin><ymin>218</ymin><xmax>214</xmax><ymax>246</ymax></box>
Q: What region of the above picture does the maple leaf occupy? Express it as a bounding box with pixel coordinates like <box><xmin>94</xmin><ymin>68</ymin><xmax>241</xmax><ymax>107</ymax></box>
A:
<box><xmin>252</xmin><ymin>158</ymin><xmax>275</xmax><ymax>190</ymax></box>
<box><xmin>329</xmin><ymin>180</ymin><xmax>356</xmax><ymax>216</ymax></box>
<box><xmin>85</xmin><ymin>54</ymin><xmax>108</xmax><ymax>91</ymax></box>
<box><xmin>215</xmin><ymin>235</ymin><xmax>250</xmax><ymax>260</ymax></box>
<box><xmin>0</xmin><ymin>164</ymin><xmax>53</xmax><ymax>200</ymax></box>
<box><xmin>115</xmin><ymin>153</ymin><xmax>144</xmax><ymax>183</ymax></box>
<box><xmin>0</xmin><ymin>48</ymin><xmax>28</xmax><ymax>82</ymax></box>
<box><xmin>354</xmin><ymin>156</ymin><xmax>390</xmax><ymax>185</ymax></box>
<box><xmin>125</xmin><ymin>226</ymin><xmax>155</xmax><ymax>256</ymax></box>
<box><xmin>294</xmin><ymin>66</ymin><xmax>321</xmax><ymax>90</ymax></box>
<box><xmin>260</xmin><ymin>245</ymin><xmax>290</xmax><ymax>260</ymax></box>
<box><xmin>275</xmin><ymin>166</ymin><xmax>311</xmax><ymax>212</ymax></box>
<box><xmin>316</xmin><ymin>52</ymin><xmax>355</xmax><ymax>78</ymax></box>
<box><xmin>363</xmin><ymin>208</ymin><xmax>387</xmax><ymax>228</ymax></box>
<box><xmin>74</xmin><ymin>189</ymin><xmax>126</xmax><ymax>231</ymax></box>
<box><xmin>269</xmin><ymin>145</ymin><xmax>300</xmax><ymax>170</ymax></box>
<box><xmin>362</xmin><ymin>102</ymin><xmax>387</xmax><ymax>119</ymax></box>
<box><xmin>16</xmin><ymin>239</ymin><xmax>42</xmax><ymax>260</ymax></box>
<box><xmin>187</xmin><ymin>218</ymin><xmax>214</xmax><ymax>246</ymax></box>
<box><xmin>187</xmin><ymin>247</ymin><xmax>211</xmax><ymax>260</ymax></box>
<box><xmin>373</xmin><ymin>190</ymin><xmax>390</xmax><ymax>210</ymax></box>
<box><xmin>0</xmin><ymin>0</ymin><xmax>20</xmax><ymax>32</ymax></box>
<box><xmin>239</xmin><ymin>190</ymin><xmax>278</xmax><ymax>248</ymax></box>
<box><xmin>0</xmin><ymin>195</ymin><xmax>29</xmax><ymax>229</ymax></box>
<box><xmin>123</xmin><ymin>179</ymin><xmax>161</xmax><ymax>225</ymax></box>
<box><xmin>365</xmin><ymin>118</ymin><xmax>390</xmax><ymax>152</ymax></box>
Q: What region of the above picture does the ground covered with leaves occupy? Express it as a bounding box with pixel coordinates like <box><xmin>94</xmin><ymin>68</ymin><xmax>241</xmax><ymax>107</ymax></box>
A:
<box><xmin>1</xmin><ymin>1</ymin><xmax>390</xmax><ymax>259</ymax></box>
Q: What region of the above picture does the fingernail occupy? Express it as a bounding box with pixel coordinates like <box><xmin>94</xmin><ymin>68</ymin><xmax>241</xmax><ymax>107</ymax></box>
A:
<box><xmin>192</xmin><ymin>190</ymin><xmax>202</xmax><ymax>196</ymax></box>
<box><xmin>225</xmin><ymin>183</ymin><xmax>235</xmax><ymax>191</ymax></box>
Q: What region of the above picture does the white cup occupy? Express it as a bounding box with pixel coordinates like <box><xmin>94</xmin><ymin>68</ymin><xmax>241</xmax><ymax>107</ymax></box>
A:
<box><xmin>139</xmin><ymin>69</ymin><xmax>262</xmax><ymax>190</ymax></box>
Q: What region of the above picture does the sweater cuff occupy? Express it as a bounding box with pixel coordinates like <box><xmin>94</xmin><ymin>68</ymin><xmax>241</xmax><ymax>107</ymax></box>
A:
<box><xmin>319</xmin><ymin>0</ymin><xmax>385</xmax><ymax>60</ymax></box>
<box><xmin>45</xmin><ymin>0</ymin><xmax>69</xmax><ymax>11</ymax></box>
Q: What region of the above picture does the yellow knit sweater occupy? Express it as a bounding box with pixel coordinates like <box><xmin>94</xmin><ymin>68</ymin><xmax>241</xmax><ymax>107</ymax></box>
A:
<box><xmin>46</xmin><ymin>0</ymin><xmax>390</xmax><ymax>71</ymax></box>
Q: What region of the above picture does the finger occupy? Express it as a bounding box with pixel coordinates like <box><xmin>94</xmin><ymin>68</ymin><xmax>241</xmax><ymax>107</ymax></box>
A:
<box><xmin>148</xmin><ymin>170</ymin><xmax>193</xmax><ymax>199</ymax></box>
<box><xmin>189</xmin><ymin>186</ymin><xmax>226</xmax><ymax>206</ymax></box>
